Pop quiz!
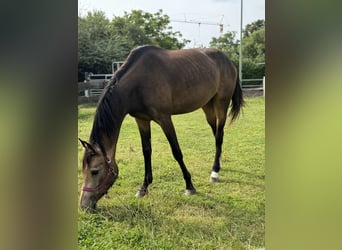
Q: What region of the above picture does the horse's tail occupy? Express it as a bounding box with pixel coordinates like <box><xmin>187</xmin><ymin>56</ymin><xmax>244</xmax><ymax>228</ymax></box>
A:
<box><xmin>229</xmin><ymin>75</ymin><xmax>244</xmax><ymax>123</ymax></box>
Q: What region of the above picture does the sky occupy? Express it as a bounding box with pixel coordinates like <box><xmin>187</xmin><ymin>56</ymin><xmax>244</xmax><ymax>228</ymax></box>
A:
<box><xmin>78</xmin><ymin>0</ymin><xmax>265</xmax><ymax>48</ymax></box>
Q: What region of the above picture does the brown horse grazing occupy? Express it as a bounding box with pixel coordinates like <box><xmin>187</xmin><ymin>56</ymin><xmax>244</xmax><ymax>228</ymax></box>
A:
<box><xmin>79</xmin><ymin>45</ymin><xmax>244</xmax><ymax>210</ymax></box>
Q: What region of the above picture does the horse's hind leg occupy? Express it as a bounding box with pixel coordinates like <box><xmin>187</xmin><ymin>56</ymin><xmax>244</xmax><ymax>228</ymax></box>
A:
<box><xmin>157</xmin><ymin>116</ymin><xmax>196</xmax><ymax>195</ymax></box>
<box><xmin>202</xmin><ymin>101</ymin><xmax>217</xmax><ymax>136</ymax></box>
<box><xmin>203</xmin><ymin>99</ymin><xmax>229</xmax><ymax>182</ymax></box>
<box><xmin>135</xmin><ymin>118</ymin><xmax>153</xmax><ymax>198</ymax></box>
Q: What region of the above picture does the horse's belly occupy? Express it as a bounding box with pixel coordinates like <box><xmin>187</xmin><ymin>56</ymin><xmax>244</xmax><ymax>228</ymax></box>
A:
<box><xmin>171</xmin><ymin>89</ymin><xmax>216</xmax><ymax>114</ymax></box>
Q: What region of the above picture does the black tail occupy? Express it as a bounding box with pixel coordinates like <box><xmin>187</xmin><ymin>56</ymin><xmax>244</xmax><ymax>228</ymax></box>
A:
<box><xmin>229</xmin><ymin>76</ymin><xmax>244</xmax><ymax>123</ymax></box>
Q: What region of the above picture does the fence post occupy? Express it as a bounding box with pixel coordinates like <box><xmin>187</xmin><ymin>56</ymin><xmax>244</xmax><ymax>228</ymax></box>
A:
<box><xmin>263</xmin><ymin>76</ymin><xmax>265</xmax><ymax>97</ymax></box>
<box><xmin>84</xmin><ymin>80</ymin><xmax>90</xmax><ymax>97</ymax></box>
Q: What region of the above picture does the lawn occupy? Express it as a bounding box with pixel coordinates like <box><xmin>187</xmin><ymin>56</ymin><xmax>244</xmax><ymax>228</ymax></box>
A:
<box><xmin>78</xmin><ymin>97</ymin><xmax>265</xmax><ymax>249</ymax></box>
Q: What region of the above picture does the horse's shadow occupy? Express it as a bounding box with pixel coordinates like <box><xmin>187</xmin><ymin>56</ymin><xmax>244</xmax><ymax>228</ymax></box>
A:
<box><xmin>217</xmin><ymin>167</ymin><xmax>265</xmax><ymax>189</ymax></box>
<box><xmin>92</xmin><ymin>167</ymin><xmax>264</xmax><ymax>223</ymax></box>
<box><xmin>94</xmin><ymin>199</ymin><xmax>161</xmax><ymax>224</ymax></box>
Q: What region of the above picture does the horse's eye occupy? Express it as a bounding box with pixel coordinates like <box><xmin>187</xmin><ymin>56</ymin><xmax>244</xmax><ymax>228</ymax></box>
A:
<box><xmin>91</xmin><ymin>170</ymin><xmax>99</xmax><ymax>176</ymax></box>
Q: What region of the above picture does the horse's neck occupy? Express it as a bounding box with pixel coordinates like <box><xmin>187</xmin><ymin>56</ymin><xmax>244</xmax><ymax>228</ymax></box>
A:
<box><xmin>100</xmin><ymin>117</ymin><xmax>124</xmax><ymax>160</ymax></box>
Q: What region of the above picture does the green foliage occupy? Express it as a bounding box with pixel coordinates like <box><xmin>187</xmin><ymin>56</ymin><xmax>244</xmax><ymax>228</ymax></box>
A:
<box><xmin>243</xmin><ymin>19</ymin><xmax>265</xmax><ymax>39</ymax></box>
<box><xmin>210</xmin><ymin>19</ymin><xmax>265</xmax><ymax>82</ymax></box>
<box><xmin>210</xmin><ymin>31</ymin><xmax>240</xmax><ymax>63</ymax></box>
<box><xmin>78</xmin><ymin>97</ymin><xmax>265</xmax><ymax>249</ymax></box>
<box><xmin>78</xmin><ymin>11</ymin><xmax>132</xmax><ymax>80</ymax></box>
<box><xmin>78</xmin><ymin>10</ymin><xmax>189</xmax><ymax>81</ymax></box>
<box><xmin>243</xmin><ymin>29</ymin><xmax>265</xmax><ymax>63</ymax></box>
<box><xmin>110</xmin><ymin>9</ymin><xmax>188</xmax><ymax>49</ymax></box>
<box><xmin>242</xmin><ymin>27</ymin><xmax>265</xmax><ymax>81</ymax></box>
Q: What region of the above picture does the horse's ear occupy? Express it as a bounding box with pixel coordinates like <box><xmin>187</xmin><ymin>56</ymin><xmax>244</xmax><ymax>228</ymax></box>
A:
<box><xmin>79</xmin><ymin>138</ymin><xmax>95</xmax><ymax>154</ymax></box>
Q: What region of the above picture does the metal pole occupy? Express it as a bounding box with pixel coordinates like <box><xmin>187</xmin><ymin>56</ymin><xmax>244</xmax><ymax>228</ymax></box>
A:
<box><xmin>239</xmin><ymin>0</ymin><xmax>243</xmax><ymax>86</ymax></box>
<box><xmin>263</xmin><ymin>76</ymin><xmax>265</xmax><ymax>97</ymax></box>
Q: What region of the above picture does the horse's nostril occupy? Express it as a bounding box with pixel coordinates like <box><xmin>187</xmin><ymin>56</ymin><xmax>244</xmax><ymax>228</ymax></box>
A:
<box><xmin>87</xmin><ymin>201</ymin><xmax>97</xmax><ymax>212</ymax></box>
<box><xmin>91</xmin><ymin>170</ymin><xmax>99</xmax><ymax>176</ymax></box>
<box><xmin>80</xmin><ymin>202</ymin><xmax>97</xmax><ymax>212</ymax></box>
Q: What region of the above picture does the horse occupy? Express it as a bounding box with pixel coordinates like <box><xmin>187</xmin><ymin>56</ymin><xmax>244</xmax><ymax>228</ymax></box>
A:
<box><xmin>79</xmin><ymin>45</ymin><xmax>244</xmax><ymax>210</ymax></box>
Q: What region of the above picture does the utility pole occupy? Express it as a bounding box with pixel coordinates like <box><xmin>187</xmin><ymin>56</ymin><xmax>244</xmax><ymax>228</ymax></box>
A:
<box><xmin>239</xmin><ymin>0</ymin><xmax>243</xmax><ymax>86</ymax></box>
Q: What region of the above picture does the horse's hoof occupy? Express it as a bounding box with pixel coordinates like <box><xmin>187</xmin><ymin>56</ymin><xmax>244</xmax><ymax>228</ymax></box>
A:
<box><xmin>135</xmin><ymin>188</ymin><xmax>148</xmax><ymax>198</ymax></box>
<box><xmin>210</xmin><ymin>171</ymin><xmax>219</xmax><ymax>182</ymax></box>
<box><xmin>185</xmin><ymin>189</ymin><xmax>196</xmax><ymax>195</ymax></box>
<box><xmin>210</xmin><ymin>177</ymin><xmax>219</xmax><ymax>182</ymax></box>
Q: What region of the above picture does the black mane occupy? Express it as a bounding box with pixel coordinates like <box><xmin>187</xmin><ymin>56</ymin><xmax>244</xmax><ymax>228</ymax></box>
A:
<box><xmin>89</xmin><ymin>86</ymin><xmax>118</xmax><ymax>155</ymax></box>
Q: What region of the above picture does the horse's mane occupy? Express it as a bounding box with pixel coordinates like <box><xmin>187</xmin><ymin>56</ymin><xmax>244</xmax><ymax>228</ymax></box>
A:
<box><xmin>89</xmin><ymin>87</ymin><xmax>118</xmax><ymax>155</ymax></box>
<box><xmin>90</xmin><ymin>45</ymin><xmax>162</xmax><ymax>155</ymax></box>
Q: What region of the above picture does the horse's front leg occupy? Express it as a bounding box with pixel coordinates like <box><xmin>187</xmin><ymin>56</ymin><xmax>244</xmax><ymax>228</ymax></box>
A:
<box><xmin>135</xmin><ymin>118</ymin><xmax>153</xmax><ymax>198</ymax></box>
<box><xmin>158</xmin><ymin>116</ymin><xmax>196</xmax><ymax>195</ymax></box>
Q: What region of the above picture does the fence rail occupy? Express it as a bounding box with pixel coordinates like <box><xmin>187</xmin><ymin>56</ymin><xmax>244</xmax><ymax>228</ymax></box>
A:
<box><xmin>78</xmin><ymin>76</ymin><xmax>265</xmax><ymax>104</ymax></box>
<box><xmin>78</xmin><ymin>81</ymin><xmax>106</xmax><ymax>104</ymax></box>
<box><xmin>241</xmin><ymin>77</ymin><xmax>265</xmax><ymax>97</ymax></box>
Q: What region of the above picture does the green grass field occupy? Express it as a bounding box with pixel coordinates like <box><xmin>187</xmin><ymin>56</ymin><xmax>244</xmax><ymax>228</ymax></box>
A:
<box><xmin>78</xmin><ymin>97</ymin><xmax>265</xmax><ymax>250</ymax></box>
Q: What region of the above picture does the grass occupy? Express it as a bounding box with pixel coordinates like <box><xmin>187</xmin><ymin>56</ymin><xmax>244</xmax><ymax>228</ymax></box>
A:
<box><xmin>78</xmin><ymin>97</ymin><xmax>265</xmax><ymax>249</ymax></box>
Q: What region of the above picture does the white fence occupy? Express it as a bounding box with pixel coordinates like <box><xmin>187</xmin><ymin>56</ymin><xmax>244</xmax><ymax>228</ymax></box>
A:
<box><xmin>78</xmin><ymin>67</ymin><xmax>265</xmax><ymax>103</ymax></box>
<box><xmin>241</xmin><ymin>76</ymin><xmax>265</xmax><ymax>97</ymax></box>
<box><xmin>78</xmin><ymin>62</ymin><xmax>125</xmax><ymax>103</ymax></box>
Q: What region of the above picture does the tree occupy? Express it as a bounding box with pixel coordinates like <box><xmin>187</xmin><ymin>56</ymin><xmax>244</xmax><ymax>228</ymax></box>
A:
<box><xmin>241</xmin><ymin>21</ymin><xmax>265</xmax><ymax>81</ymax></box>
<box><xmin>243</xmin><ymin>28</ymin><xmax>265</xmax><ymax>64</ymax></box>
<box><xmin>209</xmin><ymin>19</ymin><xmax>265</xmax><ymax>83</ymax></box>
<box><xmin>209</xmin><ymin>31</ymin><xmax>240</xmax><ymax>64</ymax></box>
<box><xmin>243</xmin><ymin>19</ymin><xmax>265</xmax><ymax>38</ymax></box>
<box><xmin>78</xmin><ymin>11</ymin><xmax>131</xmax><ymax>80</ymax></box>
<box><xmin>78</xmin><ymin>10</ymin><xmax>189</xmax><ymax>81</ymax></box>
<box><xmin>109</xmin><ymin>9</ymin><xmax>189</xmax><ymax>49</ymax></box>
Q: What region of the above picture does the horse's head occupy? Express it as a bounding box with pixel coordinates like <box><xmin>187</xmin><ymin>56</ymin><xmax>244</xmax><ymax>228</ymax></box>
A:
<box><xmin>79</xmin><ymin>139</ymin><xmax>118</xmax><ymax>210</ymax></box>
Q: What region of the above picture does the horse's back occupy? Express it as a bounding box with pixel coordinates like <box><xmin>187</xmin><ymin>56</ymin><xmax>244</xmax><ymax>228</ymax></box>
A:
<box><xmin>161</xmin><ymin>48</ymin><xmax>223</xmax><ymax>113</ymax></box>
<box><xmin>118</xmin><ymin>46</ymin><xmax>236</xmax><ymax>115</ymax></box>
